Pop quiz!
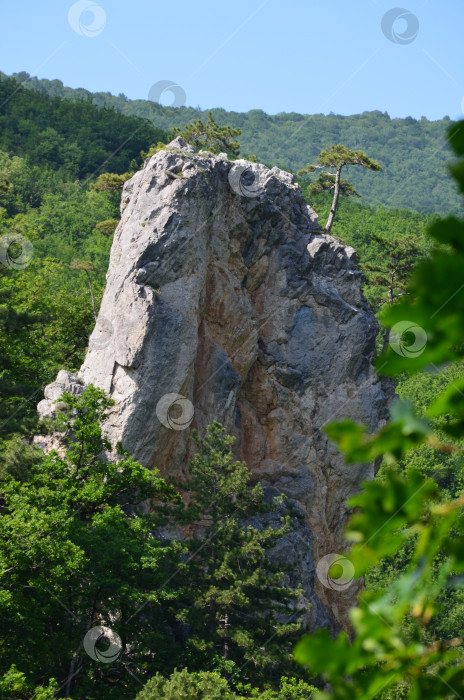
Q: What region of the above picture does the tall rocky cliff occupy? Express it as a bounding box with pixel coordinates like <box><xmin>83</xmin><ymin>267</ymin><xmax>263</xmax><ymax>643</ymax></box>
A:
<box><xmin>38</xmin><ymin>138</ymin><xmax>391</xmax><ymax>630</ymax></box>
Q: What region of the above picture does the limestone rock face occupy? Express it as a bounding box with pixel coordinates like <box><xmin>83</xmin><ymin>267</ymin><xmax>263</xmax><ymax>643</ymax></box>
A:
<box><xmin>40</xmin><ymin>138</ymin><xmax>391</xmax><ymax>630</ymax></box>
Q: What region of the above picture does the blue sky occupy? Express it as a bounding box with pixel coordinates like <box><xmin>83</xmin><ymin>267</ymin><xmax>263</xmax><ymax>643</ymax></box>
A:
<box><xmin>1</xmin><ymin>0</ymin><xmax>463</xmax><ymax>120</ymax></box>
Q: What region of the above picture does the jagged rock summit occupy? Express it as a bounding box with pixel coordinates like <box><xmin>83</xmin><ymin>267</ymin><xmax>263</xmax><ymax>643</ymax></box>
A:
<box><xmin>39</xmin><ymin>137</ymin><xmax>391</xmax><ymax>629</ymax></box>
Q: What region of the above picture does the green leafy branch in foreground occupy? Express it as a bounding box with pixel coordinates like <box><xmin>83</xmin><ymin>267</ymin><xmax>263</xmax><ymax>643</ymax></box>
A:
<box><xmin>295</xmin><ymin>122</ymin><xmax>464</xmax><ymax>699</ymax></box>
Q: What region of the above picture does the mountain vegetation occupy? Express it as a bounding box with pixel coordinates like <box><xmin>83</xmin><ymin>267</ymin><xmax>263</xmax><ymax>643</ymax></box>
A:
<box><xmin>0</xmin><ymin>70</ymin><xmax>464</xmax><ymax>698</ymax></box>
<box><xmin>3</xmin><ymin>71</ymin><xmax>461</xmax><ymax>215</ymax></box>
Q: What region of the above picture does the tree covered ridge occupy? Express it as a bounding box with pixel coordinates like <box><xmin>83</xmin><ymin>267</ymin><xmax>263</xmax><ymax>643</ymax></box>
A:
<box><xmin>4</xmin><ymin>70</ymin><xmax>461</xmax><ymax>215</ymax></box>
<box><xmin>0</xmin><ymin>75</ymin><xmax>167</xmax><ymax>181</ymax></box>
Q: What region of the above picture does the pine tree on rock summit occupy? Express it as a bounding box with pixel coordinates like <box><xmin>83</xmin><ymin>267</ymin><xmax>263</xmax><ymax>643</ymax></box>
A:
<box><xmin>173</xmin><ymin>112</ymin><xmax>241</xmax><ymax>158</ymax></box>
<box><xmin>298</xmin><ymin>144</ymin><xmax>382</xmax><ymax>234</ymax></box>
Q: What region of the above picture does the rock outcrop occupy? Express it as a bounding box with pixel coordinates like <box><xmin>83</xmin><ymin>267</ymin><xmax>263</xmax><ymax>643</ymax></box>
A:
<box><xmin>39</xmin><ymin>138</ymin><xmax>391</xmax><ymax>630</ymax></box>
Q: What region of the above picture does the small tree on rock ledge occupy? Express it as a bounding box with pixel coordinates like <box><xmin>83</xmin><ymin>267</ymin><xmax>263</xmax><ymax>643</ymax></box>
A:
<box><xmin>173</xmin><ymin>111</ymin><xmax>241</xmax><ymax>158</ymax></box>
<box><xmin>298</xmin><ymin>144</ymin><xmax>382</xmax><ymax>234</ymax></box>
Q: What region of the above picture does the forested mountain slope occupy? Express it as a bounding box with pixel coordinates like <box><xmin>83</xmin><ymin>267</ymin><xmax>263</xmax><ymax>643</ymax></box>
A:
<box><xmin>5</xmin><ymin>70</ymin><xmax>461</xmax><ymax>215</ymax></box>
<box><xmin>0</xmin><ymin>76</ymin><xmax>166</xmax><ymax>181</ymax></box>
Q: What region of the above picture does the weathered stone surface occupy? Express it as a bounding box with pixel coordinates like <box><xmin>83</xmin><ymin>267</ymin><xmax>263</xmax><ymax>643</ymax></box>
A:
<box><xmin>39</xmin><ymin>138</ymin><xmax>391</xmax><ymax>630</ymax></box>
<box><xmin>37</xmin><ymin>369</ymin><xmax>85</xmax><ymax>418</ymax></box>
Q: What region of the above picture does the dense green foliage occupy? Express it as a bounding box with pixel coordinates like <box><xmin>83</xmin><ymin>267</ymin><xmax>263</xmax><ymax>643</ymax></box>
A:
<box><xmin>0</xmin><ymin>76</ymin><xmax>166</xmax><ymax>181</ymax></box>
<box><xmin>5</xmin><ymin>71</ymin><xmax>461</xmax><ymax>214</ymax></box>
<box><xmin>135</xmin><ymin>669</ymin><xmax>233</xmax><ymax>699</ymax></box>
<box><xmin>135</xmin><ymin>669</ymin><xmax>316</xmax><ymax>699</ymax></box>
<box><xmin>0</xmin><ymin>391</ymin><xmax>309</xmax><ymax>698</ymax></box>
<box><xmin>0</xmin><ymin>174</ymin><xmax>113</xmax><ymax>447</ymax></box>
<box><xmin>0</xmin><ymin>386</ymin><xmax>179</xmax><ymax>699</ymax></box>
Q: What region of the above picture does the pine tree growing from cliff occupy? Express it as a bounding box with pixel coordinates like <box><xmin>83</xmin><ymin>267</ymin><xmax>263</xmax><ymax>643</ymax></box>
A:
<box><xmin>169</xmin><ymin>422</ymin><xmax>306</xmax><ymax>687</ymax></box>
<box><xmin>173</xmin><ymin>112</ymin><xmax>241</xmax><ymax>157</ymax></box>
<box><xmin>298</xmin><ymin>144</ymin><xmax>381</xmax><ymax>233</ymax></box>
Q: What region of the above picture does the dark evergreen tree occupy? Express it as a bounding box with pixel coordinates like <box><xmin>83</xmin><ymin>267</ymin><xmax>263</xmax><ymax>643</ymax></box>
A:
<box><xmin>170</xmin><ymin>422</ymin><xmax>306</xmax><ymax>685</ymax></box>
<box><xmin>362</xmin><ymin>232</ymin><xmax>424</xmax><ymax>307</ymax></box>
<box><xmin>362</xmin><ymin>232</ymin><xmax>426</xmax><ymax>349</ymax></box>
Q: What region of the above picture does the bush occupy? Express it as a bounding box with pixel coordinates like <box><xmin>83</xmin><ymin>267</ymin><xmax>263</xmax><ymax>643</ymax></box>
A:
<box><xmin>135</xmin><ymin>668</ymin><xmax>233</xmax><ymax>700</ymax></box>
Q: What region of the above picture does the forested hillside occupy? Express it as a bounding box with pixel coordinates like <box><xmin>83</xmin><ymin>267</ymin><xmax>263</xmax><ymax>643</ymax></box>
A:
<box><xmin>4</xmin><ymin>71</ymin><xmax>461</xmax><ymax>215</ymax></box>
